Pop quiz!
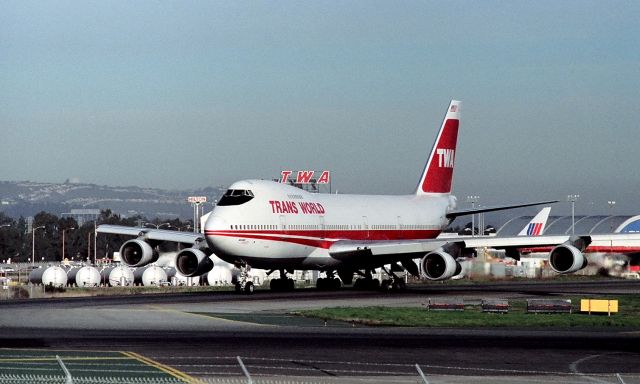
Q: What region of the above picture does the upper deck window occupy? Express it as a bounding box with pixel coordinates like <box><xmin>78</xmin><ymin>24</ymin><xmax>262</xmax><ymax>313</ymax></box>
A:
<box><xmin>217</xmin><ymin>189</ymin><xmax>255</xmax><ymax>206</ymax></box>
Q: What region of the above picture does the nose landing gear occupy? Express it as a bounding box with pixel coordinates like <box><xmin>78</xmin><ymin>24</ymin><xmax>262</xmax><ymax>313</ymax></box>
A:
<box><xmin>234</xmin><ymin>262</ymin><xmax>254</xmax><ymax>294</ymax></box>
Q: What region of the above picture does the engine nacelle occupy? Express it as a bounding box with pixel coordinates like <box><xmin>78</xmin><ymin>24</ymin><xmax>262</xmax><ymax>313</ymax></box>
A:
<box><xmin>421</xmin><ymin>250</ymin><xmax>462</xmax><ymax>281</ymax></box>
<box><xmin>175</xmin><ymin>248</ymin><xmax>214</xmax><ymax>277</ymax></box>
<box><xmin>549</xmin><ymin>244</ymin><xmax>587</xmax><ymax>274</ymax></box>
<box><xmin>120</xmin><ymin>239</ymin><xmax>158</xmax><ymax>267</ymax></box>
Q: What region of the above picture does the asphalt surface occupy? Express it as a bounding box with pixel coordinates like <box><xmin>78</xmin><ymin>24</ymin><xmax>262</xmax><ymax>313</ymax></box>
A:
<box><xmin>1</xmin><ymin>280</ymin><xmax>639</xmax><ymax>383</ymax></box>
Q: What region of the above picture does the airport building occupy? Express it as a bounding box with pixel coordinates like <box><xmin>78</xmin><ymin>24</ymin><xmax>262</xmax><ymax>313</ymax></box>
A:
<box><xmin>497</xmin><ymin>215</ymin><xmax>640</xmax><ymax>236</ymax></box>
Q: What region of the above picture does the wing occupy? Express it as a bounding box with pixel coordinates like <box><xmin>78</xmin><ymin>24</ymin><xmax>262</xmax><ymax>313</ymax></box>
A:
<box><xmin>329</xmin><ymin>234</ymin><xmax>591</xmax><ymax>280</ymax></box>
<box><xmin>330</xmin><ymin>235</ymin><xmax>588</xmax><ymax>259</ymax></box>
<box><xmin>462</xmin><ymin>235</ymin><xmax>590</xmax><ymax>250</ymax></box>
<box><xmin>330</xmin><ymin>239</ymin><xmax>452</xmax><ymax>261</ymax></box>
<box><xmin>446</xmin><ymin>200</ymin><xmax>557</xmax><ymax>219</ymax></box>
<box><xmin>97</xmin><ymin>224</ymin><xmax>204</xmax><ymax>245</ymax></box>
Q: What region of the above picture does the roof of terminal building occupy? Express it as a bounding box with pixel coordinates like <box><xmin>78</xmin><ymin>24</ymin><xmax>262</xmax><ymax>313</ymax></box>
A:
<box><xmin>497</xmin><ymin>215</ymin><xmax>640</xmax><ymax>236</ymax></box>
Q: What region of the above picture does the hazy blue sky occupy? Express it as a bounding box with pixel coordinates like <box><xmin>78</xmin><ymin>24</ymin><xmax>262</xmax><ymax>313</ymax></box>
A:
<box><xmin>1</xmin><ymin>0</ymin><xmax>639</xmax><ymax>215</ymax></box>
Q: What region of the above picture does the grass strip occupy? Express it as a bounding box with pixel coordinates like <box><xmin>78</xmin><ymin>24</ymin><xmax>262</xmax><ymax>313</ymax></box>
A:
<box><xmin>296</xmin><ymin>295</ymin><xmax>640</xmax><ymax>328</ymax></box>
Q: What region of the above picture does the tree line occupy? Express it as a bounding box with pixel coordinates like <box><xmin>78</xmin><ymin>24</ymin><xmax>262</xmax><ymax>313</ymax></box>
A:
<box><xmin>0</xmin><ymin>210</ymin><xmax>193</xmax><ymax>264</ymax></box>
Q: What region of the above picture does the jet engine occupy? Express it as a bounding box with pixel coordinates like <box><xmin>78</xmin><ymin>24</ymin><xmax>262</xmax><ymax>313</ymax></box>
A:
<box><xmin>421</xmin><ymin>249</ymin><xmax>462</xmax><ymax>281</ymax></box>
<box><xmin>119</xmin><ymin>239</ymin><xmax>158</xmax><ymax>267</ymax></box>
<box><xmin>549</xmin><ymin>243</ymin><xmax>587</xmax><ymax>274</ymax></box>
<box><xmin>175</xmin><ymin>248</ymin><xmax>214</xmax><ymax>277</ymax></box>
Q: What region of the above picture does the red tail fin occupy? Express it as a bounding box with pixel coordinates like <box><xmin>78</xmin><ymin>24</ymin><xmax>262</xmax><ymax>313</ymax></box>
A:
<box><xmin>416</xmin><ymin>100</ymin><xmax>461</xmax><ymax>195</ymax></box>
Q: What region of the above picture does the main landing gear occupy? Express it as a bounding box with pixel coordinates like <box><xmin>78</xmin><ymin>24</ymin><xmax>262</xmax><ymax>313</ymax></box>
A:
<box><xmin>316</xmin><ymin>271</ymin><xmax>341</xmax><ymax>290</ymax></box>
<box><xmin>268</xmin><ymin>269</ymin><xmax>295</xmax><ymax>292</ymax></box>
<box><xmin>352</xmin><ymin>269</ymin><xmax>380</xmax><ymax>290</ymax></box>
<box><xmin>352</xmin><ymin>266</ymin><xmax>407</xmax><ymax>291</ymax></box>
<box><xmin>380</xmin><ymin>264</ymin><xmax>407</xmax><ymax>291</ymax></box>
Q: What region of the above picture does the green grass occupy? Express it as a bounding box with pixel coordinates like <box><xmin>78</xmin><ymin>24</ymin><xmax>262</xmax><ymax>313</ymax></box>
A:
<box><xmin>297</xmin><ymin>295</ymin><xmax>640</xmax><ymax>328</ymax></box>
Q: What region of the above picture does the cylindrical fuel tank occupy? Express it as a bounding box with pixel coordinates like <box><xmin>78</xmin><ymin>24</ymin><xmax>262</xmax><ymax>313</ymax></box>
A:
<box><xmin>203</xmin><ymin>264</ymin><xmax>233</xmax><ymax>286</ymax></box>
<box><xmin>100</xmin><ymin>265</ymin><xmax>134</xmax><ymax>286</ymax></box>
<box><xmin>165</xmin><ymin>268</ymin><xmax>200</xmax><ymax>286</ymax></box>
<box><xmin>67</xmin><ymin>266</ymin><xmax>101</xmax><ymax>287</ymax></box>
<box><xmin>133</xmin><ymin>265</ymin><xmax>168</xmax><ymax>287</ymax></box>
<box><xmin>29</xmin><ymin>266</ymin><xmax>68</xmax><ymax>288</ymax></box>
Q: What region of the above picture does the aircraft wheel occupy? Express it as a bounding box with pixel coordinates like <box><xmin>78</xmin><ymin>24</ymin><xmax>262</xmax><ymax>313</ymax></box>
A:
<box><xmin>316</xmin><ymin>278</ymin><xmax>326</xmax><ymax>290</ymax></box>
<box><xmin>332</xmin><ymin>278</ymin><xmax>341</xmax><ymax>290</ymax></box>
<box><xmin>380</xmin><ymin>279</ymin><xmax>392</xmax><ymax>291</ymax></box>
<box><xmin>371</xmin><ymin>278</ymin><xmax>380</xmax><ymax>290</ymax></box>
<box><xmin>286</xmin><ymin>278</ymin><xmax>295</xmax><ymax>291</ymax></box>
<box><xmin>244</xmin><ymin>282</ymin><xmax>254</xmax><ymax>294</ymax></box>
<box><xmin>352</xmin><ymin>279</ymin><xmax>362</xmax><ymax>290</ymax></box>
<box><xmin>235</xmin><ymin>283</ymin><xmax>242</xmax><ymax>293</ymax></box>
<box><xmin>392</xmin><ymin>280</ymin><xmax>406</xmax><ymax>291</ymax></box>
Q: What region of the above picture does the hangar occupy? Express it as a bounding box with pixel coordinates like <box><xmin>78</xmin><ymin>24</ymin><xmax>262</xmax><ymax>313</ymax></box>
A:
<box><xmin>497</xmin><ymin>215</ymin><xmax>640</xmax><ymax>236</ymax></box>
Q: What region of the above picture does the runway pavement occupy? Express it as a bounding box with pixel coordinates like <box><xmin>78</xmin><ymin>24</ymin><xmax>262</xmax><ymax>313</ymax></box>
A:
<box><xmin>0</xmin><ymin>280</ymin><xmax>639</xmax><ymax>383</ymax></box>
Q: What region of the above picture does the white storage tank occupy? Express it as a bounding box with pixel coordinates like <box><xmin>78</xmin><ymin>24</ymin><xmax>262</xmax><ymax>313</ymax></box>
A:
<box><xmin>29</xmin><ymin>266</ymin><xmax>68</xmax><ymax>288</ymax></box>
<box><xmin>165</xmin><ymin>268</ymin><xmax>200</xmax><ymax>286</ymax></box>
<box><xmin>203</xmin><ymin>263</ymin><xmax>234</xmax><ymax>286</ymax></box>
<box><xmin>133</xmin><ymin>265</ymin><xmax>168</xmax><ymax>287</ymax></box>
<box><xmin>67</xmin><ymin>266</ymin><xmax>101</xmax><ymax>287</ymax></box>
<box><xmin>101</xmin><ymin>265</ymin><xmax>134</xmax><ymax>286</ymax></box>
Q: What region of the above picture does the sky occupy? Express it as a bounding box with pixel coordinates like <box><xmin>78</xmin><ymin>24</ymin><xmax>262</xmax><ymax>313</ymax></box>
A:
<box><xmin>1</xmin><ymin>0</ymin><xmax>639</xmax><ymax>216</ymax></box>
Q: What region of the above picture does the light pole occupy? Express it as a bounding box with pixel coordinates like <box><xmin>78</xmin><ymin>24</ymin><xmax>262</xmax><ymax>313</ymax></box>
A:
<box><xmin>31</xmin><ymin>225</ymin><xmax>45</xmax><ymax>267</ymax></box>
<box><xmin>608</xmin><ymin>201</ymin><xmax>616</xmax><ymax>232</ymax></box>
<box><xmin>466</xmin><ymin>196</ymin><xmax>479</xmax><ymax>236</ymax></box>
<box><xmin>567</xmin><ymin>194</ymin><xmax>579</xmax><ymax>235</ymax></box>
<box><xmin>62</xmin><ymin>227</ymin><xmax>75</xmax><ymax>262</ymax></box>
<box><xmin>94</xmin><ymin>220</ymin><xmax>97</xmax><ymax>266</ymax></box>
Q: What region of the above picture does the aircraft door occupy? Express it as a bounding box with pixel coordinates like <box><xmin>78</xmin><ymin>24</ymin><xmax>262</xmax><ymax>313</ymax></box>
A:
<box><xmin>279</xmin><ymin>215</ymin><xmax>287</xmax><ymax>238</ymax></box>
<box><xmin>362</xmin><ymin>216</ymin><xmax>369</xmax><ymax>239</ymax></box>
<box><xmin>319</xmin><ymin>215</ymin><xmax>325</xmax><ymax>239</ymax></box>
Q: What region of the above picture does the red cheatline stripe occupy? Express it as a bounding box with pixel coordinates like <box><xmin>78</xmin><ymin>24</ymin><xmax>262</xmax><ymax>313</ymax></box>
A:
<box><xmin>585</xmin><ymin>246</ymin><xmax>640</xmax><ymax>253</ymax></box>
<box><xmin>209</xmin><ymin>232</ymin><xmax>336</xmax><ymax>249</ymax></box>
<box><xmin>205</xmin><ymin>229</ymin><xmax>440</xmax><ymax>242</ymax></box>
<box><xmin>205</xmin><ymin>229</ymin><xmax>441</xmax><ymax>249</ymax></box>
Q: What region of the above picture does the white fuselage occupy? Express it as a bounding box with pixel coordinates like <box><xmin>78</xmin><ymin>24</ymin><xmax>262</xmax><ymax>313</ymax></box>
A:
<box><xmin>204</xmin><ymin>179</ymin><xmax>455</xmax><ymax>269</ymax></box>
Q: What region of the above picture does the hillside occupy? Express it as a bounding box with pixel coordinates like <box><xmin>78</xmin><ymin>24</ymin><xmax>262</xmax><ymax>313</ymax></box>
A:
<box><xmin>0</xmin><ymin>180</ymin><xmax>225</xmax><ymax>219</ymax></box>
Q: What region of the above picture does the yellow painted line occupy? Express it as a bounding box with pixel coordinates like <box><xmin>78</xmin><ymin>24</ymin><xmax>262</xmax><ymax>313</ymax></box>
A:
<box><xmin>124</xmin><ymin>351</ymin><xmax>203</xmax><ymax>384</ymax></box>
<box><xmin>145</xmin><ymin>304</ymin><xmax>274</xmax><ymax>327</ymax></box>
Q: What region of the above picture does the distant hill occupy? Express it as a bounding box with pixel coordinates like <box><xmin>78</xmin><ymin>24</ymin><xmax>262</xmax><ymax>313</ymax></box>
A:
<box><xmin>0</xmin><ymin>180</ymin><xmax>226</xmax><ymax>219</ymax></box>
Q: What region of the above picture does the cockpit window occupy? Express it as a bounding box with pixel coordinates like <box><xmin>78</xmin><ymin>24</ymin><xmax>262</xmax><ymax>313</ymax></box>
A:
<box><xmin>217</xmin><ymin>189</ymin><xmax>255</xmax><ymax>206</ymax></box>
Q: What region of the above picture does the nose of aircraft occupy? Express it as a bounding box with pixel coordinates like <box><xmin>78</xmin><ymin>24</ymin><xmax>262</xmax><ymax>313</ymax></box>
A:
<box><xmin>204</xmin><ymin>215</ymin><xmax>228</xmax><ymax>233</ymax></box>
<box><xmin>203</xmin><ymin>215</ymin><xmax>229</xmax><ymax>252</ymax></box>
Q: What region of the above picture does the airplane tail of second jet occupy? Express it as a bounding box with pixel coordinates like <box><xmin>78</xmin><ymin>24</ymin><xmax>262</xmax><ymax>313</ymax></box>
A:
<box><xmin>518</xmin><ymin>207</ymin><xmax>551</xmax><ymax>236</ymax></box>
<box><xmin>415</xmin><ymin>100</ymin><xmax>461</xmax><ymax>196</ymax></box>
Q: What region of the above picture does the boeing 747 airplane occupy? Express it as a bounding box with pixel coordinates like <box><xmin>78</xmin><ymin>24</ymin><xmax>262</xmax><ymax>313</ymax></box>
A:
<box><xmin>98</xmin><ymin>100</ymin><xmax>591</xmax><ymax>293</ymax></box>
